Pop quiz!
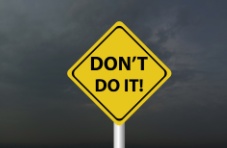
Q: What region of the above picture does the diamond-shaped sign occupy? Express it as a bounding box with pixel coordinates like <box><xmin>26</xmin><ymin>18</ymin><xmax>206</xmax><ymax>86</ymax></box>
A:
<box><xmin>67</xmin><ymin>21</ymin><xmax>171</xmax><ymax>125</ymax></box>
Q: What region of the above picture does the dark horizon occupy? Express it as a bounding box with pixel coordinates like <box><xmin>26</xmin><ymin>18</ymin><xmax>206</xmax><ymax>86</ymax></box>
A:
<box><xmin>1</xmin><ymin>143</ymin><xmax>227</xmax><ymax>148</ymax></box>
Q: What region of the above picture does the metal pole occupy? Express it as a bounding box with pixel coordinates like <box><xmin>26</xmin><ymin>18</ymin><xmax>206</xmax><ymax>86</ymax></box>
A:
<box><xmin>114</xmin><ymin>123</ymin><xmax>125</xmax><ymax>148</ymax></box>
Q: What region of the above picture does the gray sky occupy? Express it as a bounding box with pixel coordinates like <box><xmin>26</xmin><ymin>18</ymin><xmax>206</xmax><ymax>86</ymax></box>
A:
<box><xmin>0</xmin><ymin>0</ymin><xmax>227</xmax><ymax>147</ymax></box>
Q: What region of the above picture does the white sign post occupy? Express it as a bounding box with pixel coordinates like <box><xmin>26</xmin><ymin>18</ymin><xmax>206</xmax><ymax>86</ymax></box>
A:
<box><xmin>114</xmin><ymin>123</ymin><xmax>125</xmax><ymax>148</ymax></box>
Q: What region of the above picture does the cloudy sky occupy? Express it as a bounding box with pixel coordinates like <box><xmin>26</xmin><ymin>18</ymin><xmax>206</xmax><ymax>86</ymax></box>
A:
<box><xmin>0</xmin><ymin>0</ymin><xmax>227</xmax><ymax>147</ymax></box>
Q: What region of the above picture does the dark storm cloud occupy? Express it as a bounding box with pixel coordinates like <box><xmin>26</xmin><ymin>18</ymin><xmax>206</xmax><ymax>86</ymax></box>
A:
<box><xmin>0</xmin><ymin>0</ymin><xmax>227</xmax><ymax>147</ymax></box>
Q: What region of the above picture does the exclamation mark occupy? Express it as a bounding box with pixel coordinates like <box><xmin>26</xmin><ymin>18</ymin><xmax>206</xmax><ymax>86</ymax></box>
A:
<box><xmin>140</xmin><ymin>79</ymin><xmax>143</xmax><ymax>92</ymax></box>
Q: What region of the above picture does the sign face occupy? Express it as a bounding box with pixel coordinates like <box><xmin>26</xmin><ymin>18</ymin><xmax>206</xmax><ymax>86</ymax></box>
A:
<box><xmin>67</xmin><ymin>21</ymin><xmax>171</xmax><ymax>125</ymax></box>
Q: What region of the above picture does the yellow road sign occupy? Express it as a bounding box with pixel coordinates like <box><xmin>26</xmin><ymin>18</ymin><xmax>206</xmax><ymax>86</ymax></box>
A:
<box><xmin>67</xmin><ymin>21</ymin><xmax>171</xmax><ymax>125</ymax></box>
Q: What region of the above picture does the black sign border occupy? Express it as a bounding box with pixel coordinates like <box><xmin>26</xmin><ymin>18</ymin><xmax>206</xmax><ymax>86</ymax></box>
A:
<box><xmin>72</xmin><ymin>26</ymin><xmax>167</xmax><ymax>121</ymax></box>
